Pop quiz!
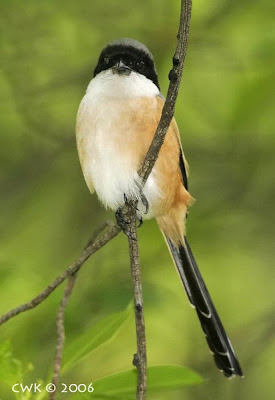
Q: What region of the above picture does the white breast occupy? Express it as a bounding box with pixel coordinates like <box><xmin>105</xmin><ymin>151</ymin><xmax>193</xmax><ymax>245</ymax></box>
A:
<box><xmin>76</xmin><ymin>69</ymin><xmax>161</xmax><ymax>217</ymax></box>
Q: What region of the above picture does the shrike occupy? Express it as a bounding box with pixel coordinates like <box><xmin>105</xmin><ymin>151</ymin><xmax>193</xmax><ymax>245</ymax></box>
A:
<box><xmin>76</xmin><ymin>38</ymin><xmax>243</xmax><ymax>378</ymax></box>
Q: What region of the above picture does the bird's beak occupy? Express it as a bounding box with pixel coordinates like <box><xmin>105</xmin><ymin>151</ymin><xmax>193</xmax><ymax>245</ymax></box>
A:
<box><xmin>112</xmin><ymin>60</ymin><xmax>132</xmax><ymax>76</ymax></box>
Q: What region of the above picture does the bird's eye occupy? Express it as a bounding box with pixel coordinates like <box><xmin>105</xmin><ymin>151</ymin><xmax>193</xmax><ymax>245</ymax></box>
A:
<box><xmin>136</xmin><ymin>60</ymin><xmax>145</xmax><ymax>70</ymax></box>
<box><xmin>103</xmin><ymin>56</ymin><xmax>110</xmax><ymax>66</ymax></box>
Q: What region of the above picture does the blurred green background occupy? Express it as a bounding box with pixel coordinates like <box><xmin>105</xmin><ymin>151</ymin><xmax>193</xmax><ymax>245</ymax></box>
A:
<box><xmin>1</xmin><ymin>0</ymin><xmax>274</xmax><ymax>398</ymax></box>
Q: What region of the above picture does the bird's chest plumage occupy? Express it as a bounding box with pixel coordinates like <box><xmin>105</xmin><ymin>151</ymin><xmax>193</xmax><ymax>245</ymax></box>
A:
<box><xmin>76</xmin><ymin>71</ymin><xmax>162</xmax><ymax>216</ymax></box>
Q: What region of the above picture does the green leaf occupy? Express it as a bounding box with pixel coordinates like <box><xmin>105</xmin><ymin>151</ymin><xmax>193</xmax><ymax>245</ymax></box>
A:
<box><xmin>62</xmin><ymin>306</ymin><xmax>131</xmax><ymax>373</ymax></box>
<box><xmin>77</xmin><ymin>365</ymin><xmax>202</xmax><ymax>399</ymax></box>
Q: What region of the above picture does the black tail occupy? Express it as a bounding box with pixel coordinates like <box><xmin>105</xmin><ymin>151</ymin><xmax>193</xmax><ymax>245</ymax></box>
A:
<box><xmin>166</xmin><ymin>236</ymin><xmax>243</xmax><ymax>378</ymax></box>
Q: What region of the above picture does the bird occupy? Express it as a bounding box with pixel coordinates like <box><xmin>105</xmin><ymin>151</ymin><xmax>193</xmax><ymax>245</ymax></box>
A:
<box><xmin>75</xmin><ymin>38</ymin><xmax>243</xmax><ymax>378</ymax></box>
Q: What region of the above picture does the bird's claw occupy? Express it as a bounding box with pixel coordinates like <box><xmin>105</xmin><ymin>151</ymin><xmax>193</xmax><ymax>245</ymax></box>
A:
<box><xmin>137</xmin><ymin>215</ymin><xmax>143</xmax><ymax>228</ymax></box>
<box><xmin>134</xmin><ymin>181</ymin><xmax>149</xmax><ymax>215</ymax></box>
<box><xmin>140</xmin><ymin>193</ymin><xmax>149</xmax><ymax>214</ymax></box>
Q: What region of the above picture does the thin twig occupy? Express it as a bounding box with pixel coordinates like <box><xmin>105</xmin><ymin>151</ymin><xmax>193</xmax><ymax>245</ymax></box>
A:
<box><xmin>0</xmin><ymin>221</ymin><xmax>121</xmax><ymax>326</ymax></box>
<box><xmin>48</xmin><ymin>223</ymin><xmax>116</xmax><ymax>395</ymax></box>
<box><xmin>124</xmin><ymin>204</ymin><xmax>147</xmax><ymax>399</ymax></box>
<box><xmin>50</xmin><ymin>275</ymin><xmax>77</xmax><ymax>400</ymax></box>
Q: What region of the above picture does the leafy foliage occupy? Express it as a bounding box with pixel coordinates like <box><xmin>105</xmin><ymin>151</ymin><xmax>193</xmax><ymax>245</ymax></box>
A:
<box><xmin>0</xmin><ymin>314</ymin><xmax>202</xmax><ymax>400</ymax></box>
<box><xmin>62</xmin><ymin>307</ymin><xmax>131</xmax><ymax>372</ymax></box>
<box><xmin>89</xmin><ymin>365</ymin><xmax>202</xmax><ymax>399</ymax></box>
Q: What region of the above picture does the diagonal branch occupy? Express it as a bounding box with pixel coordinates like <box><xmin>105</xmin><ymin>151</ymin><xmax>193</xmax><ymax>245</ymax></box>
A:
<box><xmin>0</xmin><ymin>221</ymin><xmax>120</xmax><ymax>327</ymax></box>
<box><xmin>138</xmin><ymin>0</ymin><xmax>192</xmax><ymax>184</ymax></box>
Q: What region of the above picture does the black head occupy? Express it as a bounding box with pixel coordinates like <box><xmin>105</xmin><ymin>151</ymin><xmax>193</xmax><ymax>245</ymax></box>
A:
<box><xmin>94</xmin><ymin>38</ymin><xmax>160</xmax><ymax>89</ymax></box>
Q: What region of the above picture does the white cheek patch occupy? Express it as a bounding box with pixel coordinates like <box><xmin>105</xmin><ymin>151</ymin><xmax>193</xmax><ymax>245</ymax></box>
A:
<box><xmin>86</xmin><ymin>69</ymin><xmax>160</xmax><ymax>98</ymax></box>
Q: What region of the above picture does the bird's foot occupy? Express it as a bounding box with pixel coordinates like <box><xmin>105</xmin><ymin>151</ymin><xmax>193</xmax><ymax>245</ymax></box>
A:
<box><xmin>116</xmin><ymin>194</ymin><xmax>138</xmax><ymax>239</ymax></box>
<box><xmin>116</xmin><ymin>190</ymin><xmax>147</xmax><ymax>237</ymax></box>
<box><xmin>115</xmin><ymin>206</ymin><xmax>131</xmax><ymax>237</ymax></box>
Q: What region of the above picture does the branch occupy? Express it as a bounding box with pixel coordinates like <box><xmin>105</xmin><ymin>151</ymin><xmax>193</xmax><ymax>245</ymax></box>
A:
<box><xmin>0</xmin><ymin>221</ymin><xmax>120</xmax><ymax>326</ymax></box>
<box><xmin>122</xmin><ymin>2</ymin><xmax>192</xmax><ymax>399</ymax></box>
<box><xmin>50</xmin><ymin>275</ymin><xmax>76</xmax><ymax>400</ymax></box>
<box><xmin>138</xmin><ymin>0</ymin><xmax>192</xmax><ymax>184</ymax></box>
<box><xmin>120</xmin><ymin>203</ymin><xmax>147</xmax><ymax>399</ymax></box>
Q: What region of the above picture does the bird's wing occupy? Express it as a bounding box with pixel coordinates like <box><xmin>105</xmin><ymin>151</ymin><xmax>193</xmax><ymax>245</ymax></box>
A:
<box><xmin>156</xmin><ymin>95</ymin><xmax>189</xmax><ymax>190</ymax></box>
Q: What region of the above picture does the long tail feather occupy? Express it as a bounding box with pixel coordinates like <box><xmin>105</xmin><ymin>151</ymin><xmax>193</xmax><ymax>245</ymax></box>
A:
<box><xmin>165</xmin><ymin>235</ymin><xmax>243</xmax><ymax>378</ymax></box>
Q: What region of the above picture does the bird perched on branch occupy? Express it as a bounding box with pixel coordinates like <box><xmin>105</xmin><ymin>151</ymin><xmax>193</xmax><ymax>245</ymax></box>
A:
<box><xmin>76</xmin><ymin>38</ymin><xmax>243</xmax><ymax>378</ymax></box>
